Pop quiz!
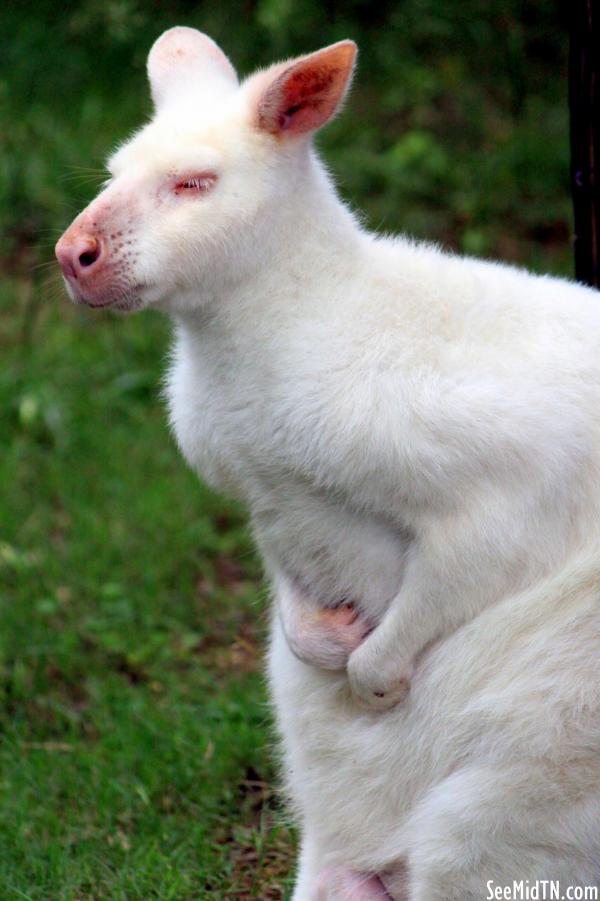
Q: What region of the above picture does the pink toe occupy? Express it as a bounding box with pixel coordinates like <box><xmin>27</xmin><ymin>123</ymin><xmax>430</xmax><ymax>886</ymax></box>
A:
<box><xmin>317</xmin><ymin>867</ymin><xmax>394</xmax><ymax>900</ymax></box>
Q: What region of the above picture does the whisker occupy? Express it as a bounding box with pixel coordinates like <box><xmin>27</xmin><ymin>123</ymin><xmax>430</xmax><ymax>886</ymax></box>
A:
<box><xmin>64</xmin><ymin>165</ymin><xmax>105</xmax><ymax>173</ymax></box>
<box><xmin>31</xmin><ymin>260</ymin><xmax>58</xmax><ymax>272</ymax></box>
<box><xmin>60</xmin><ymin>173</ymin><xmax>105</xmax><ymax>185</ymax></box>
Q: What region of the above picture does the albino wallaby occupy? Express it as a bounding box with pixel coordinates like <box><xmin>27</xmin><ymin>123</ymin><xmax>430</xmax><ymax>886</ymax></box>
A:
<box><xmin>56</xmin><ymin>29</ymin><xmax>600</xmax><ymax>899</ymax></box>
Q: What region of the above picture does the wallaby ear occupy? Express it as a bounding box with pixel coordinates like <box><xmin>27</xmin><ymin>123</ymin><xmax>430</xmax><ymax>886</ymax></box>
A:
<box><xmin>255</xmin><ymin>40</ymin><xmax>357</xmax><ymax>137</ymax></box>
<box><xmin>148</xmin><ymin>27</ymin><xmax>238</xmax><ymax>108</ymax></box>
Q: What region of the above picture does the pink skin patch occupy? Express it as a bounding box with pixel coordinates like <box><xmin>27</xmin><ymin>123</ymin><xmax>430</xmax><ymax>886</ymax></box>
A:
<box><xmin>316</xmin><ymin>867</ymin><xmax>395</xmax><ymax>900</ymax></box>
<box><xmin>285</xmin><ymin>600</ymin><xmax>373</xmax><ymax>672</ymax></box>
<box><xmin>318</xmin><ymin>603</ymin><xmax>373</xmax><ymax>653</ymax></box>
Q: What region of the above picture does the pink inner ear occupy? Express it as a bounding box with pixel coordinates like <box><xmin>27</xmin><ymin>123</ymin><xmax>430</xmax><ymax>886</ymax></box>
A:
<box><xmin>257</xmin><ymin>41</ymin><xmax>356</xmax><ymax>137</ymax></box>
<box><xmin>277</xmin><ymin>65</ymin><xmax>341</xmax><ymax>132</ymax></box>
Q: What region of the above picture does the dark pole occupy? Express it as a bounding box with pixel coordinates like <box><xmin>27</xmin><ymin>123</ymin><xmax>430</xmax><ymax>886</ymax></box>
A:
<box><xmin>569</xmin><ymin>0</ymin><xmax>600</xmax><ymax>288</ymax></box>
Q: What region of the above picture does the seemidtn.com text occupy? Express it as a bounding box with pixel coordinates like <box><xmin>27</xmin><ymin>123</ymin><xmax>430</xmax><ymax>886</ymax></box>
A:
<box><xmin>486</xmin><ymin>882</ymin><xmax>598</xmax><ymax>900</ymax></box>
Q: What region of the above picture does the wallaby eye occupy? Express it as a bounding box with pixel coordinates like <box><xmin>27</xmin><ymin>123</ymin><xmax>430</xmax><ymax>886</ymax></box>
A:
<box><xmin>173</xmin><ymin>174</ymin><xmax>217</xmax><ymax>196</ymax></box>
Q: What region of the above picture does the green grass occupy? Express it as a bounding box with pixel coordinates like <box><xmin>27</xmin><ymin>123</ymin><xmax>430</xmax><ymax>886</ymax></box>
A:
<box><xmin>0</xmin><ymin>279</ymin><xmax>295</xmax><ymax>899</ymax></box>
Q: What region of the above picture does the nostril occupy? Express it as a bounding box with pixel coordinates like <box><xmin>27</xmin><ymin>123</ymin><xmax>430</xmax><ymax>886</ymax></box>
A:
<box><xmin>56</xmin><ymin>234</ymin><xmax>102</xmax><ymax>280</ymax></box>
<box><xmin>78</xmin><ymin>245</ymin><xmax>100</xmax><ymax>268</ymax></box>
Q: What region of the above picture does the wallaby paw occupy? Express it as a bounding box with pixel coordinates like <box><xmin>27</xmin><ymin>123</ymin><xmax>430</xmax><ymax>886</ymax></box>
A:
<box><xmin>347</xmin><ymin>643</ymin><xmax>412</xmax><ymax>710</ymax></box>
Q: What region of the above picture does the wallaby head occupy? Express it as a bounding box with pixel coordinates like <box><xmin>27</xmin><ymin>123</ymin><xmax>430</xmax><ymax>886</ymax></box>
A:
<box><xmin>55</xmin><ymin>28</ymin><xmax>357</xmax><ymax>313</ymax></box>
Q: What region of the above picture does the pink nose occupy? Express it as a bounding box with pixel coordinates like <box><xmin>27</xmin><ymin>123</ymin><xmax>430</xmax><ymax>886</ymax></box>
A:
<box><xmin>55</xmin><ymin>234</ymin><xmax>102</xmax><ymax>281</ymax></box>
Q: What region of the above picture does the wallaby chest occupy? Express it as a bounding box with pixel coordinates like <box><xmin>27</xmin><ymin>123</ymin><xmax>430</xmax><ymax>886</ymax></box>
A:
<box><xmin>168</xmin><ymin>327</ymin><xmax>408</xmax><ymax>610</ymax></box>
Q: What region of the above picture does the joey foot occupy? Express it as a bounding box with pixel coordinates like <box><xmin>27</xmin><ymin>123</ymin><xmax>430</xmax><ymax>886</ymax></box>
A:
<box><xmin>315</xmin><ymin>867</ymin><xmax>394</xmax><ymax>900</ymax></box>
<box><xmin>347</xmin><ymin>634</ymin><xmax>412</xmax><ymax>711</ymax></box>
<box><xmin>285</xmin><ymin>602</ymin><xmax>373</xmax><ymax>671</ymax></box>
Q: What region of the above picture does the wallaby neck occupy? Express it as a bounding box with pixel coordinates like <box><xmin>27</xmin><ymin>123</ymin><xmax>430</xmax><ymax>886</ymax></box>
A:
<box><xmin>172</xmin><ymin>149</ymin><xmax>365</xmax><ymax>336</ymax></box>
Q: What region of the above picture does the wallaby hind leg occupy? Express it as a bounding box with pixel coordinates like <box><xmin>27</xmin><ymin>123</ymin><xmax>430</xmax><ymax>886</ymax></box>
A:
<box><xmin>405</xmin><ymin>764</ymin><xmax>600</xmax><ymax>901</ymax></box>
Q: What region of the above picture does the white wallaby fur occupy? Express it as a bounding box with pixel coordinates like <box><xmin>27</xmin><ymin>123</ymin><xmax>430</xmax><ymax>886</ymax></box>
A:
<box><xmin>55</xmin><ymin>27</ymin><xmax>600</xmax><ymax>899</ymax></box>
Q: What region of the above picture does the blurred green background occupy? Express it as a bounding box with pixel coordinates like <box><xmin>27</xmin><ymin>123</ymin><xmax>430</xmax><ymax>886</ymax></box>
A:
<box><xmin>0</xmin><ymin>1</ymin><xmax>573</xmax><ymax>898</ymax></box>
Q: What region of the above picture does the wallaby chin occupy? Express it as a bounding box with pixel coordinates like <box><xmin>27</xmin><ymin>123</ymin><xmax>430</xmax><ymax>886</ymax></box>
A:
<box><xmin>58</xmin><ymin>29</ymin><xmax>600</xmax><ymax>899</ymax></box>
